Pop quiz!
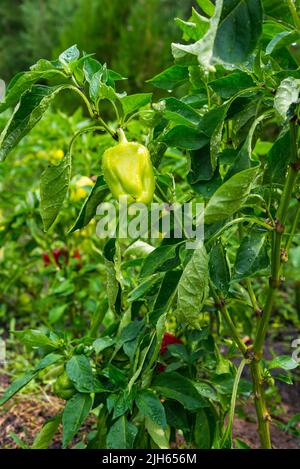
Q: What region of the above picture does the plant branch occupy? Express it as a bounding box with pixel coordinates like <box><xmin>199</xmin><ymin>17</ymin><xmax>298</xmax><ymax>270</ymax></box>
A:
<box><xmin>210</xmin><ymin>283</ymin><xmax>248</xmax><ymax>356</ymax></box>
<box><xmin>250</xmin><ymin>360</ymin><xmax>272</xmax><ymax>448</ymax></box>
<box><xmin>287</xmin><ymin>0</ymin><xmax>300</xmax><ymax>29</ymax></box>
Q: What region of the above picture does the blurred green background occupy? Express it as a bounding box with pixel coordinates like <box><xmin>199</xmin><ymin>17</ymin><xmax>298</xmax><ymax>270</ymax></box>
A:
<box><xmin>0</xmin><ymin>0</ymin><xmax>195</xmax><ymax>90</ymax></box>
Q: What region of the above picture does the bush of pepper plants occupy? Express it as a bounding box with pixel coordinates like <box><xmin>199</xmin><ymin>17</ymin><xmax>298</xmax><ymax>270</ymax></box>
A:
<box><xmin>0</xmin><ymin>0</ymin><xmax>300</xmax><ymax>450</ymax></box>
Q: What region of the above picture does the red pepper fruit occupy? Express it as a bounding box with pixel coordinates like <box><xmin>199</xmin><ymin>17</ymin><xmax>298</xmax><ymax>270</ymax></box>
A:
<box><xmin>160</xmin><ymin>332</ymin><xmax>183</xmax><ymax>354</ymax></box>
<box><xmin>72</xmin><ymin>249</ymin><xmax>82</xmax><ymax>269</ymax></box>
<box><xmin>42</xmin><ymin>248</ymin><xmax>69</xmax><ymax>267</ymax></box>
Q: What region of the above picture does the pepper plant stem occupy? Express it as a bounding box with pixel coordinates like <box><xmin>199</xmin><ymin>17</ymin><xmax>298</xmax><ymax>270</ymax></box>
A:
<box><xmin>210</xmin><ymin>284</ymin><xmax>248</xmax><ymax>356</ymax></box>
<box><xmin>287</xmin><ymin>0</ymin><xmax>300</xmax><ymax>29</ymax></box>
<box><xmin>251</xmin><ymin>120</ymin><xmax>299</xmax><ymax>448</ymax></box>
<box><xmin>250</xmin><ymin>361</ymin><xmax>272</xmax><ymax>448</ymax></box>
<box><xmin>254</xmin><ymin>128</ymin><xmax>299</xmax><ymax>354</ymax></box>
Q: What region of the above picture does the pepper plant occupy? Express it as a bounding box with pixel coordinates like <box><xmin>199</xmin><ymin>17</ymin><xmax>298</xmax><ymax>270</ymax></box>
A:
<box><xmin>0</xmin><ymin>0</ymin><xmax>300</xmax><ymax>450</ymax></box>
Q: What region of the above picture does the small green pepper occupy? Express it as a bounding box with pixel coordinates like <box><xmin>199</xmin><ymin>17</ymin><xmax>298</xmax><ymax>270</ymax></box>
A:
<box><xmin>102</xmin><ymin>129</ymin><xmax>155</xmax><ymax>204</ymax></box>
<box><xmin>53</xmin><ymin>370</ymin><xmax>76</xmax><ymax>400</ymax></box>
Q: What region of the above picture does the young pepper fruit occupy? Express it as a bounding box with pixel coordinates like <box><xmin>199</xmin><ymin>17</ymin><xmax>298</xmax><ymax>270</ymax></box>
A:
<box><xmin>102</xmin><ymin>129</ymin><xmax>155</xmax><ymax>204</ymax></box>
<box><xmin>53</xmin><ymin>370</ymin><xmax>76</xmax><ymax>400</ymax></box>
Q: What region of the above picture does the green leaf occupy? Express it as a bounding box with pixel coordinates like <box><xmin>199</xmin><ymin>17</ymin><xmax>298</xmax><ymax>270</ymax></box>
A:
<box><xmin>128</xmin><ymin>274</ymin><xmax>163</xmax><ymax>302</ymax></box>
<box><xmin>153</xmin><ymin>371</ymin><xmax>208</xmax><ymax>410</ymax></box>
<box><xmin>264</xmin><ymin>130</ymin><xmax>291</xmax><ymax>184</ymax></box>
<box><xmin>83</xmin><ymin>57</ymin><xmax>102</xmax><ymax>83</ymax></box>
<box><xmin>70</xmin><ymin>176</ymin><xmax>108</xmax><ymax>232</ymax></box>
<box><xmin>145</xmin><ymin>417</ymin><xmax>170</xmax><ymax>449</ymax></box>
<box><xmin>274</xmin><ymin>77</ymin><xmax>300</xmax><ymax>120</ymax></box>
<box><xmin>106</xmin><ymin>416</ymin><xmax>138</xmax><ymax>449</ymax></box>
<box><xmin>62</xmin><ymin>393</ymin><xmax>92</xmax><ymax>448</ymax></box>
<box><xmin>177</xmin><ymin>244</ymin><xmax>209</xmax><ymax>329</ymax></box>
<box><xmin>121</xmin><ymin>93</ymin><xmax>152</xmax><ymax>117</ymax></box>
<box><xmin>140</xmin><ymin>244</ymin><xmax>181</xmax><ymax>278</ymax></box>
<box><xmin>233</xmin><ymin>230</ymin><xmax>269</xmax><ymax>281</ymax></box>
<box><xmin>151</xmin><ymin>270</ymin><xmax>183</xmax><ymax>323</ymax></box>
<box><xmin>196</xmin><ymin>0</ymin><xmax>215</xmax><ymax>16</ymax></box>
<box><xmin>32</xmin><ymin>415</ymin><xmax>61</xmax><ymax>449</ymax></box>
<box><xmin>209</xmin><ymin>241</ymin><xmax>230</xmax><ymax>293</ymax></box>
<box><xmin>66</xmin><ymin>355</ymin><xmax>104</xmax><ymax>393</ymax></box>
<box><xmin>103</xmin><ymin>239</ymin><xmax>121</xmax><ymax>315</ymax></box>
<box><xmin>35</xmin><ymin>353</ymin><xmax>64</xmax><ymax>371</ymax></box>
<box><xmin>209</xmin><ymin>72</ymin><xmax>255</xmax><ymax>99</ymax></box>
<box><xmin>14</xmin><ymin>329</ymin><xmax>59</xmax><ymax>349</ymax></box>
<box><xmin>59</xmin><ymin>45</ymin><xmax>80</xmax><ymax>68</ymax></box>
<box><xmin>0</xmin><ymin>353</ymin><xmax>62</xmax><ymax>405</ymax></box>
<box><xmin>147</xmin><ymin>65</ymin><xmax>189</xmax><ymax>90</ymax></box>
<box><xmin>269</xmin><ymin>356</ymin><xmax>298</xmax><ymax>370</ymax></box>
<box><xmin>228</xmin><ymin>113</ymin><xmax>271</xmax><ymax>176</ymax></box>
<box><xmin>90</xmin><ymin>80</ymin><xmax>120</xmax><ymax>105</ymax></box>
<box><xmin>175</xmin><ymin>10</ymin><xmax>209</xmax><ymax>42</ymax></box>
<box><xmin>0</xmin><ymin>370</ymin><xmax>36</xmax><ymax>406</ymax></box>
<box><xmin>162</xmin><ymin>97</ymin><xmax>201</xmax><ymax>127</ymax></box>
<box><xmin>164</xmin><ymin>401</ymin><xmax>189</xmax><ymax>432</ymax></box>
<box><xmin>0</xmin><ymin>68</ymin><xmax>66</xmax><ymax>113</ymax></box>
<box><xmin>136</xmin><ymin>390</ymin><xmax>167</xmax><ymax>428</ymax></box>
<box><xmin>172</xmin><ymin>0</ymin><xmax>223</xmax><ymax>71</ymax></box>
<box><xmin>214</xmin><ymin>0</ymin><xmax>263</xmax><ymax>64</ymax></box>
<box><xmin>266</xmin><ymin>31</ymin><xmax>300</xmax><ymax>55</ymax></box>
<box><xmin>48</xmin><ymin>304</ymin><xmax>68</xmax><ymax>324</ymax></box>
<box><xmin>40</xmin><ymin>151</ymin><xmax>71</xmax><ymax>231</ymax></box>
<box><xmin>0</xmin><ymin>85</ymin><xmax>68</xmax><ymax>161</ymax></box>
<box><xmin>194</xmin><ymin>409</ymin><xmax>211</xmax><ymax>448</ymax></box>
<box><xmin>194</xmin><ymin>382</ymin><xmax>219</xmax><ymax>401</ymax></box>
<box><xmin>204</xmin><ymin>166</ymin><xmax>258</xmax><ymax>224</ymax></box>
<box><xmin>161</xmin><ymin>125</ymin><xmax>209</xmax><ymax>150</ymax></box>
<box><xmin>93</xmin><ymin>337</ymin><xmax>115</xmax><ymax>354</ymax></box>
<box><xmin>89</xmin><ymin>67</ymin><xmax>108</xmax><ymax>102</ymax></box>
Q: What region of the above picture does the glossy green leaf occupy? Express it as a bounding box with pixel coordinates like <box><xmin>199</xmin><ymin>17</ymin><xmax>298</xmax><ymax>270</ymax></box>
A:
<box><xmin>147</xmin><ymin>65</ymin><xmax>189</xmax><ymax>90</ymax></box>
<box><xmin>266</xmin><ymin>31</ymin><xmax>300</xmax><ymax>55</ymax></box>
<box><xmin>196</xmin><ymin>0</ymin><xmax>215</xmax><ymax>16</ymax></box>
<box><xmin>153</xmin><ymin>371</ymin><xmax>208</xmax><ymax>410</ymax></box>
<box><xmin>264</xmin><ymin>130</ymin><xmax>291</xmax><ymax>184</ymax></box>
<box><xmin>136</xmin><ymin>390</ymin><xmax>167</xmax><ymax>428</ymax></box>
<box><xmin>145</xmin><ymin>417</ymin><xmax>170</xmax><ymax>449</ymax></box>
<box><xmin>194</xmin><ymin>409</ymin><xmax>211</xmax><ymax>448</ymax></box>
<box><xmin>209</xmin><ymin>241</ymin><xmax>230</xmax><ymax>293</ymax></box>
<box><xmin>121</xmin><ymin>93</ymin><xmax>152</xmax><ymax>116</ymax></box>
<box><xmin>209</xmin><ymin>72</ymin><xmax>255</xmax><ymax>99</ymax></box>
<box><xmin>162</xmin><ymin>97</ymin><xmax>201</xmax><ymax>127</ymax></box>
<box><xmin>140</xmin><ymin>244</ymin><xmax>180</xmax><ymax>278</ymax></box>
<box><xmin>204</xmin><ymin>166</ymin><xmax>258</xmax><ymax>224</ymax></box>
<box><xmin>177</xmin><ymin>244</ymin><xmax>209</xmax><ymax>329</ymax></box>
<box><xmin>176</xmin><ymin>8</ymin><xmax>209</xmax><ymax>42</ymax></box>
<box><xmin>40</xmin><ymin>151</ymin><xmax>71</xmax><ymax>231</ymax></box>
<box><xmin>161</xmin><ymin>125</ymin><xmax>209</xmax><ymax>150</ymax></box>
<box><xmin>32</xmin><ymin>415</ymin><xmax>61</xmax><ymax>449</ymax></box>
<box><xmin>62</xmin><ymin>393</ymin><xmax>92</xmax><ymax>448</ymax></box>
<box><xmin>14</xmin><ymin>329</ymin><xmax>59</xmax><ymax>349</ymax></box>
<box><xmin>0</xmin><ymin>85</ymin><xmax>69</xmax><ymax>161</ymax></box>
<box><xmin>0</xmin><ymin>68</ymin><xmax>66</xmax><ymax>113</ymax></box>
<box><xmin>66</xmin><ymin>355</ymin><xmax>104</xmax><ymax>393</ymax></box>
<box><xmin>59</xmin><ymin>45</ymin><xmax>80</xmax><ymax>68</ymax></box>
<box><xmin>269</xmin><ymin>355</ymin><xmax>298</xmax><ymax>370</ymax></box>
<box><xmin>106</xmin><ymin>416</ymin><xmax>138</xmax><ymax>449</ymax></box>
<box><xmin>172</xmin><ymin>0</ymin><xmax>222</xmax><ymax>71</ymax></box>
<box><xmin>233</xmin><ymin>230</ymin><xmax>269</xmax><ymax>281</ymax></box>
<box><xmin>70</xmin><ymin>176</ymin><xmax>108</xmax><ymax>232</ymax></box>
<box><xmin>214</xmin><ymin>0</ymin><xmax>263</xmax><ymax>63</ymax></box>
